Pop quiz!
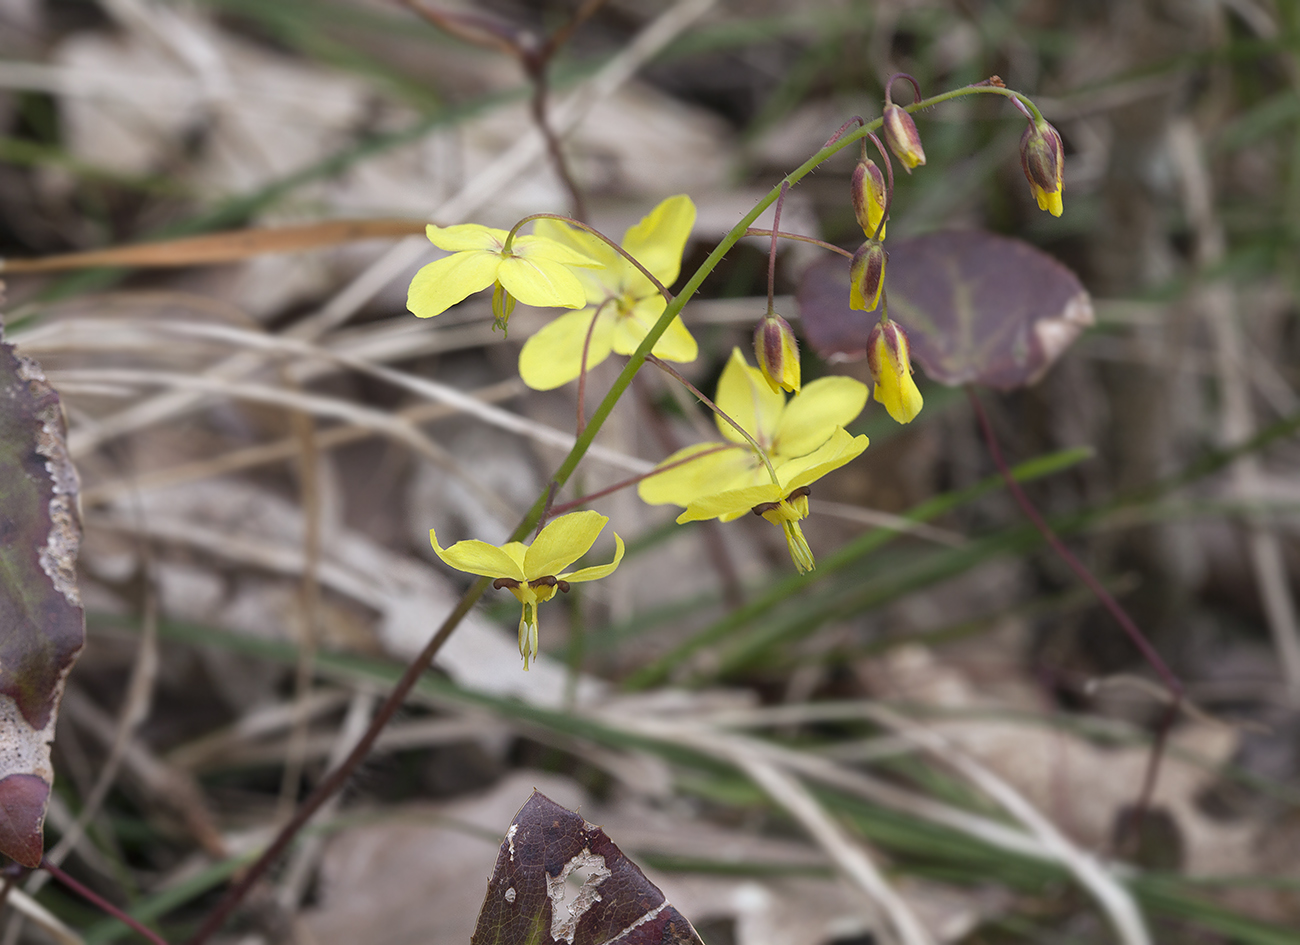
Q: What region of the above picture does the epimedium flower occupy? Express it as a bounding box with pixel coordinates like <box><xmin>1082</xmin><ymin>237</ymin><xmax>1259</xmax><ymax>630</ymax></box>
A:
<box><xmin>429</xmin><ymin>510</ymin><xmax>624</xmax><ymax>670</ymax></box>
<box><xmin>866</xmin><ymin>318</ymin><xmax>923</xmax><ymax>424</ymax></box>
<box><xmin>849</xmin><ymin>240</ymin><xmax>886</xmax><ymax>312</ymax></box>
<box><xmin>1020</xmin><ymin>117</ymin><xmax>1064</xmax><ymax>217</ymax></box>
<box><xmin>407</xmin><ymin>222</ymin><xmax>603</xmax><ymax>330</ymax></box>
<box><xmin>518</xmin><ymin>195</ymin><xmax>698</xmax><ymax>391</ymax></box>
<box><xmin>638</xmin><ymin>348</ymin><xmax>869</xmax><ymax>572</ymax></box>
<box><xmin>882</xmin><ymin>102</ymin><xmax>926</xmax><ymax>173</ymax></box>
<box><xmin>675</xmin><ymin>428</ymin><xmax>867</xmax><ymax>574</ymax></box>
<box><xmin>640</xmin><ymin>347</ymin><xmax>868</xmax><ymax>506</ymax></box>
<box><xmin>851</xmin><ymin>157</ymin><xmax>888</xmax><ymax>240</ymax></box>
<box><xmin>753</xmin><ymin>310</ymin><xmax>800</xmax><ymax>394</ymax></box>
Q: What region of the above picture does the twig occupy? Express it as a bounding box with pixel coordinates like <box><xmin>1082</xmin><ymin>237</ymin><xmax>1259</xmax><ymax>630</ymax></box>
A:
<box><xmin>966</xmin><ymin>387</ymin><xmax>1182</xmax><ymax>847</ymax></box>
<box><xmin>41</xmin><ymin>858</ymin><xmax>170</xmax><ymax>945</ymax></box>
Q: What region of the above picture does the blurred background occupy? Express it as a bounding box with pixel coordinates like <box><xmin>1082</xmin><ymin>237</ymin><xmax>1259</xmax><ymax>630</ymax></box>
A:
<box><xmin>2</xmin><ymin>0</ymin><xmax>1299</xmax><ymax>942</ymax></box>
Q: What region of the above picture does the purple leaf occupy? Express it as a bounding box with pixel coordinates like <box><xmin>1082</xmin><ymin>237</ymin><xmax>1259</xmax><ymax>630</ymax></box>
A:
<box><xmin>471</xmin><ymin>791</ymin><xmax>704</xmax><ymax>945</ymax></box>
<box><xmin>0</xmin><ymin>332</ymin><xmax>83</xmax><ymax>867</ymax></box>
<box><xmin>798</xmin><ymin>230</ymin><xmax>1093</xmax><ymax>390</ymax></box>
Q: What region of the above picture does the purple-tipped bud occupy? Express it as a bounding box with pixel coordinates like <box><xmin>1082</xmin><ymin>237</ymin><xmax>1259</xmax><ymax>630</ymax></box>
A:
<box><xmin>851</xmin><ymin>158</ymin><xmax>888</xmax><ymax>239</ymax></box>
<box><xmin>882</xmin><ymin>104</ymin><xmax>926</xmax><ymax>173</ymax></box>
<box><xmin>754</xmin><ymin>311</ymin><xmax>801</xmax><ymax>394</ymax></box>
<box><xmin>1019</xmin><ymin>118</ymin><xmax>1064</xmax><ymax>216</ymax></box>
<box><xmin>866</xmin><ymin>318</ymin><xmax>923</xmax><ymax>424</ymax></box>
<box><xmin>849</xmin><ymin>240</ymin><xmax>886</xmax><ymax>312</ymax></box>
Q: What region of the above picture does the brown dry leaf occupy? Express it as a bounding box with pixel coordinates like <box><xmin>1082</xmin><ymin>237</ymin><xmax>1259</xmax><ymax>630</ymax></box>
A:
<box><xmin>301</xmin><ymin>770</ymin><xmax>1002</xmax><ymax>945</ymax></box>
<box><xmin>861</xmin><ymin>645</ymin><xmax>1257</xmax><ymax>877</ymax></box>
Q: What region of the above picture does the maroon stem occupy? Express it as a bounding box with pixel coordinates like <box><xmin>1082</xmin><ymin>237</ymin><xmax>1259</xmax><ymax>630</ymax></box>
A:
<box><xmin>546</xmin><ymin>443</ymin><xmax>737</xmax><ymax>519</ymax></box>
<box><xmin>744</xmin><ymin>229</ymin><xmax>854</xmax><ymax>259</ymax></box>
<box><xmin>766</xmin><ymin>182</ymin><xmax>788</xmax><ymax>315</ymax></box>
<box><xmin>184</xmin><ymin>576</ymin><xmax>490</xmax><ymax>945</ymax></box>
<box><xmin>967</xmin><ymin>387</ymin><xmax>1182</xmax><ymax>845</ymax></box>
<box><xmin>866</xmin><ymin>131</ymin><xmax>894</xmax><ymax>241</ymax></box>
<box><xmin>41</xmin><ymin>858</ymin><xmax>170</xmax><ymax>945</ymax></box>
<box><xmin>966</xmin><ymin>388</ymin><xmax>1182</xmax><ymax>697</ymax></box>
<box><xmin>822</xmin><ymin>116</ymin><xmax>864</xmax><ymax>148</ymax></box>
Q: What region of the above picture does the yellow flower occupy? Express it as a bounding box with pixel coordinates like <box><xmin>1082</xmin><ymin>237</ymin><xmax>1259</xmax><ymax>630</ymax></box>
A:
<box><xmin>518</xmin><ymin>195</ymin><xmax>698</xmax><ymax>390</ymax></box>
<box><xmin>1019</xmin><ymin>118</ymin><xmax>1064</xmax><ymax>217</ymax></box>
<box><xmin>676</xmin><ymin>428</ymin><xmax>868</xmax><ymax>574</ymax></box>
<box><xmin>849</xmin><ymin>240</ymin><xmax>886</xmax><ymax>312</ymax></box>
<box><xmin>638</xmin><ymin>348</ymin><xmax>868</xmax><ymax>572</ymax></box>
<box><xmin>866</xmin><ymin>319</ymin><xmax>923</xmax><ymax>424</ymax></box>
<box><xmin>753</xmin><ymin>311</ymin><xmax>800</xmax><ymax>394</ymax></box>
<box><xmin>851</xmin><ymin>158</ymin><xmax>888</xmax><ymax>240</ymax></box>
<box><xmin>407</xmin><ymin>222</ymin><xmax>603</xmax><ymax>329</ymax></box>
<box><xmin>640</xmin><ymin>347</ymin><xmax>868</xmax><ymax>506</ymax></box>
<box><xmin>882</xmin><ymin>103</ymin><xmax>926</xmax><ymax>173</ymax></box>
<box><xmin>429</xmin><ymin>510</ymin><xmax>624</xmax><ymax>670</ymax></box>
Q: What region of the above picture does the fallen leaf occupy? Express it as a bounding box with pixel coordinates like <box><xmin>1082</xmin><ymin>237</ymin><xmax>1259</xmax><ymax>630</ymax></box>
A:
<box><xmin>0</xmin><ymin>332</ymin><xmax>83</xmax><ymax>867</ymax></box>
<box><xmin>471</xmin><ymin>791</ymin><xmax>704</xmax><ymax>945</ymax></box>
<box><xmin>798</xmin><ymin>230</ymin><xmax>1093</xmax><ymax>389</ymax></box>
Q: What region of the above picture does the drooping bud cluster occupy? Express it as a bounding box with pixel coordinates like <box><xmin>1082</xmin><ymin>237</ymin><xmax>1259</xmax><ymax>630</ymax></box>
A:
<box><xmin>754</xmin><ymin>310</ymin><xmax>801</xmax><ymax>394</ymax></box>
<box><xmin>1019</xmin><ymin>117</ymin><xmax>1064</xmax><ymax>217</ymax></box>
<box><xmin>851</xmin><ymin>158</ymin><xmax>888</xmax><ymax>239</ymax></box>
<box><xmin>882</xmin><ymin>103</ymin><xmax>926</xmax><ymax>173</ymax></box>
<box><xmin>849</xmin><ymin>240</ymin><xmax>886</xmax><ymax>312</ymax></box>
<box><xmin>866</xmin><ymin>318</ymin><xmax>923</xmax><ymax>424</ymax></box>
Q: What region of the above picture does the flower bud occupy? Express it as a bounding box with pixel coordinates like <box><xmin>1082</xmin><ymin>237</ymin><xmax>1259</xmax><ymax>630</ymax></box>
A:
<box><xmin>882</xmin><ymin>103</ymin><xmax>926</xmax><ymax>173</ymax></box>
<box><xmin>754</xmin><ymin>311</ymin><xmax>801</xmax><ymax>394</ymax></box>
<box><xmin>1020</xmin><ymin>118</ymin><xmax>1064</xmax><ymax>217</ymax></box>
<box><xmin>866</xmin><ymin>318</ymin><xmax>923</xmax><ymax>424</ymax></box>
<box><xmin>849</xmin><ymin>240</ymin><xmax>886</xmax><ymax>313</ymax></box>
<box><xmin>851</xmin><ymin>158</ymin><xmax>888</xmax><ymax>239</ymax></box>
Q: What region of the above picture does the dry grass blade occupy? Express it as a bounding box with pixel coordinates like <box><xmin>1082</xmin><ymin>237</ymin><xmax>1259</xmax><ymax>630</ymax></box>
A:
<box><xmin>78</xmin><ymin>380</ymin><xmax>523</xmax><ymax>508</ymax></box>
<box><xmin>0</xmin><ymin>220</ymin><xmax>427</xmax><ymax>273</ymax></box>
<box><xmin>49</xmin><ymin>365</ymin><xmax>521</xmax><ymax>520</ymax></box>
<box><xmin>31</xmin><ymin>321</ymin><xmax>651</xmax><ymax>474</ymax></box>
<box><xmin>863</xmin><ymin>706</ymin><xmax>1152</xmax><ymax>945</ymax></box>
<box><xmin>3</xmin><ymin>889</ymin><xmax>84</xmax><ymax>945</ymax></box>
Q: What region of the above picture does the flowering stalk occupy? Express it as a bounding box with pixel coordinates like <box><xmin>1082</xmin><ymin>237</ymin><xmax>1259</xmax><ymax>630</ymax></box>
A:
<box><xmin>186</xmin><ymin>78</ymin><xmax>1052</xmax><ymax>945</ymax></box>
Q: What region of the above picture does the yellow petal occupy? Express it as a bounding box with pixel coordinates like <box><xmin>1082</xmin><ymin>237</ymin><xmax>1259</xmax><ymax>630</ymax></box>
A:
<box><xmin>620</xmin><ymin>195</ymin><xmax>696</xmax><ymax>289</ymax></box>
<box><xmin>773</xmin><ymin>376</ymin><xmax>868</xmax><ymax>459</ymax></box>
<box><xmin>497</xmin><ymin>254</ymin><xmax>589</xmax><ymax>310</ymax></box>
<box><xmin>638</xmin><ymin>442</ymin><xmax>753</xmax><ymax>508</ymax></box>
<box><xmin>608</xmin><ymin>298</ymin><xmax>698</xmax><ymax>363</ymax></box>
<box><xmin>524</xmin><ymin>510</ymin><xmax>608</xmax><ymax>578</ymax></box>
<box><xmin>778</xmin><ymin>428</ymin><xmax>869</xmax><ymax>494</ymax></box>
<box><xmin>676</xmin><ymin>482</ymin><xmax>784</xmax><ymax>524</ymax></box>
<box><xmin>530</xmin><ymin>221</ymin><xmax>621</xmax><ymax>272</ymax></box>
<box><xmin>561</xmin><ymin>532</ymin><xmax>625</xmax><ymax>583</ymax></box>
<box><xmin>714</xmin><ymin>347</ymin><xmax>784</xmax><ymax>446</ymax></box>
<box><xmin>407</xmin><ymin>251</ymin><xmax>500</xmax><ymax>319</ymax></box>
<box><xmin>425</xmin><ymin>223</ymin><xmax>507</xmax><ymax>252</ymax></box>
<box><xmin>513</xmin><ymin>233</ymin><xmax>604</xmax><ymax>269</ymax></box>
<box><xmin>430</xmin><ymin>528</ymin><xmax>527</xmax><ymax>580</ymax></box>
<box><xmin>874</xmin><ymin>369</ymin><xmax>925</xmax><ymax>424</ymax></box>
<box><xmin>518</xmin><ymin>308</ymin><xmax>615</xmax><ymax>391</ymax></box>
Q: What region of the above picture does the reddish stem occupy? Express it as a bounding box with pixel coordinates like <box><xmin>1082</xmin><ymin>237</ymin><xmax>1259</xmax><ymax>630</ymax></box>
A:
<box><xmin>766</xmin><ymin>182</ymin><xmax>788</xmax><ymax>316</ymax></box>
<box><xmin>966</xmin><ymin>387</ymin><xmax>1182</xmax><ymax>845</ymax></box>
<box><xmin>42</xmin><ymin>858</ymin><xmax>170</xmax><ymax>945</ymax></box>
<box><xmin>822</xmin><ymin>116</ymin><xmax>865</xmax><ymax>148</ymax></box>
<box><xmin>545</xmin><ymin>443</ymin><xmax>737</xmax><ymax>519</ymax></box>
<box><xmin>866</xmin><ymin>131</ymin><xmax>894</xmax><ymax>241</ymax></box>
